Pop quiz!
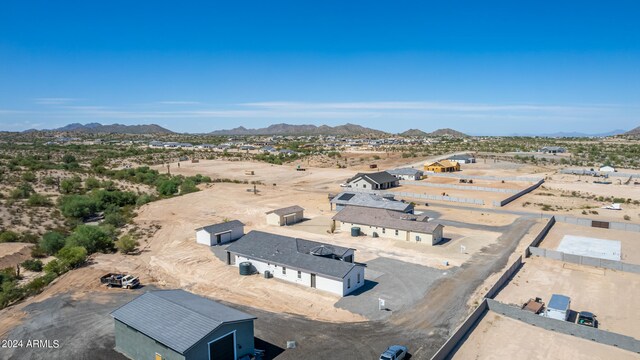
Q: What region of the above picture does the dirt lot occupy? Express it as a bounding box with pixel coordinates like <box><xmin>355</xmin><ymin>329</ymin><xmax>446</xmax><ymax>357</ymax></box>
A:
<box><xmin>424</xmin><ymin>175</ymin><xmax>527</xmax><ymax>190</ymax></box>
<box><xmin>540</xmin><ymin>222</ymin><xmax>640</xmax><ymax>265</ymax></box>
<box><xmin>495</xmin><ymin>256</ymin><xmax>640</xmax><ymax>339</ymax></box>
<box><xmin>0</xmin><ymin>243</ymin><xmax>34</xmax><ymax>270</ymax></box>
<box><xmin>452</xmin><ymin>311</ymin><xmax>639</xmax><ymax>360</ymax></box>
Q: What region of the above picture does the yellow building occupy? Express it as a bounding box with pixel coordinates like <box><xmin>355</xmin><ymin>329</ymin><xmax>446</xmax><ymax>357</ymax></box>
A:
<box><xmin>424</xmin><ymin>160</ymin><xmax>461</xmax><ymax>173</ymax></box>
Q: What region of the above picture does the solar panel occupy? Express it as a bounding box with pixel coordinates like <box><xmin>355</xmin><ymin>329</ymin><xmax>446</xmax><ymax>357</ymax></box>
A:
<box><xmin>338</xmin><ymin>193</ymin><xmax>356</xmax><ymax>201</ymax></box>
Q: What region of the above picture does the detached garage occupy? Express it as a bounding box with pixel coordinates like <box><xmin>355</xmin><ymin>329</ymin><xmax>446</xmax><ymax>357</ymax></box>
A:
<box><xmin>265</xmin><ymin>205</ymin><xmax>304</xmax><ymax>226</ymax></box>
<box><xmin>196</xmin><ymin>220</ymin><xmax>244</xmax><ymax>246</ymax></box>
<box><xmin>111</xmin><ymin>290</ymin><xmax>256</xmax><ymax>360</ymax></box>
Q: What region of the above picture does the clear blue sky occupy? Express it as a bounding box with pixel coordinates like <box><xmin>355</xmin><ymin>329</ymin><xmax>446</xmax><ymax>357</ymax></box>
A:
<box><xmin>1</xmin><ymin>1</ymin><xmax>639</xmax><ymax>135</ymax></box>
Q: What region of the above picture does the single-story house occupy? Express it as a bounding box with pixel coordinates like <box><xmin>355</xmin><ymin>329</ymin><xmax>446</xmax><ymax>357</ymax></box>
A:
<box><xmin>111</xmin><ymin>290</ymin><xmax>256</xmax><ymax>360</ymax></box>
<box><xmin>540</xmin><ymin>146</ymin><xmax>567</xmax><ymax>154</ymax></box>
<box><xmin>424</xmin><ymin>160</ymin><xmax>460</xmax><ymax>173</ymax></box>
<box><xmin>329</xmin><ymin>191</ymin><xmax>414</xmax><ymax>213</ymax></box>
<box><xmin>387</xmin><ymin>168</ymin><xmax>424</xmax><ymax>181</ymax></box>
<box><xmin>195</xmin><ymin>220</ymin><xmax>245</xmax><ymax>246</ymax></box>
<box><xmin>266</xmin><ymin>205</ymin><xmax>304</xmax><ymax>226</ymax></box>
<box><xmin>225</xmin><ymin>231</ymin><xmax>365</xmax><ymax>296</ymax></box>
<box><xmin>447</xmin><ymin>154</ymin><xmax>476</xmax><ymax>164</ymax></box>
<box><xmin>599</xmin><ymin>165</ymin><xmax>616</xmax><ymax>172</ymax></box>
<box><xmin>332</xmin><ymin>207</ymin><xmax>444</xmax><ymax>245</ymax></box>
<box><xmin>347</xmin><ymin>171</ymin><xmax>399</xmax><ymax>190</ymax></box>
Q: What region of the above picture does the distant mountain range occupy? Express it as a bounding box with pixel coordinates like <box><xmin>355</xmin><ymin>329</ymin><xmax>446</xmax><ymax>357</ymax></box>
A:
<box><xmin>625</xmin><ymin>126</ymin><xmax>640</xmax><ymax>136</ymax></box>
<box><xmin>510</xmin><ymin>129</ymin><xmax>627</xmax><ymax>137</ymax></box>
<box><xmin>27</xmin><ymin>123</ymin><xmax>174</xmax><ymax>135</ymax></box>
<box><xmin>208</xmin><ymin>123</ymin><xmax>386</xmax><ymax>136</ymax></box>
<box><xmin>399</xmin><ymin>128</ymin><xmax>469</xmax><ymax>137</ymax></box>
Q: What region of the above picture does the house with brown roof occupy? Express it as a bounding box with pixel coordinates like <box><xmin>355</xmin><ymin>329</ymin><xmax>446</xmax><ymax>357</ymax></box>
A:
<box><xmin>332</xmin><ymin>207</ymin><xmax>444</xmax><ymax>245</ymax></box>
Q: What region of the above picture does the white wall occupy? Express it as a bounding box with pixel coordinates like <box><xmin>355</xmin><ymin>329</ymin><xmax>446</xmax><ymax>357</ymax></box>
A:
<box><xmin>338</xmin><ymin>221</ymin><xmax>442</xmax><ymax>246</ymax></box>
<box><xmin>266</xmin><ymin>211</ymin><xmax>304</xmax><ymax>226</ymax></box>
<box><xmin>196</xmin><ymin>226</ymin><xmax>243</xmax><ymax>246</ymax></box>
<box><xmin>342</xmin><ymin>265</ymin><xmax>365</xmax><ymax>295</ymax></box>
<box><xmin>233</xmin><ymin>255</ymin><xmax>352</xmax><ymax>296</ymax></box>
<box><xmin>350</xmin><ymin>177</ymin><xmax>374</xmax><ymax>189</ymax></box>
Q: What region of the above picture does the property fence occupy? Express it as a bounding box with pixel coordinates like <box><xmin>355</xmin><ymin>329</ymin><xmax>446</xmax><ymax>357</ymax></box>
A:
<box><xmin>554</xmin><ymin>215</ymin><xmax>640</xmax><ymax>232</ymax></box>
<box><xmin>392</xmin><ymin>191</ymin><xmax>485</xmax><ymax>205</ymax></box>
<box><xmin>492</xmin><ymin>179</ymin><xmax>545</xmax><ymax>207</ymax></box>
<box><xmin>560</xmin><ymin>168</ymin><xmax>640</xmax><ymax>179</ymax></box>
<box><xmin>484</xmin><ymin>256</ymin><xmax>523</xmax><ymax>299</ymax></box>
<box><xmin>487</xmin><ymin>300</ymin><xmax>640</xmax><ymax>355</ymax></box>
<box><xmin>430</xmin><ymin>299</ymin><xmax>490</xmax><ymax>360</ymax></box>
<box><xmin>528</xmin><ymin>247</ymin><xmax>640</xmax><ymax>274</ymax></box>
<box><xmin>399</xmin><ymin>180</ymin><xmax>520</xmax><ymax>194</ymax></box>
<box><xmin>427</xmin><ymin>173</ymin><xmax>543</xmax><ymax>182</ymax></box>
<box><xmin>525</xmin><ymin>216</ymin><xmax>556</xmax><ymax>257</ymax></box>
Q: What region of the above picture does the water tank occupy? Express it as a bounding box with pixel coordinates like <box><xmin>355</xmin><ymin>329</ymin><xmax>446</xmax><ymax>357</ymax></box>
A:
<box><xmin>239</xmin><ymin>262</ymin><xmax>252</xmax><ymax>275</ymax></box>
<box><xmin>351</xmin><ymin>227</ymin><xmax>360</xmax><ymax>237</ymax></box>
<box><xmin>372</xmin><ymin>232</ymin><xmax>379</xmax><ymax>238</ymax></box>
<box><xmin>264</xmin><ymin>270</ymin><xmax>271</xmax><ymax>278</ymax></box>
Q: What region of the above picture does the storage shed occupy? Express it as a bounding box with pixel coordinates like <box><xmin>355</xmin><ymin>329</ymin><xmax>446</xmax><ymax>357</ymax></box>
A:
<box><xmin>266</xmin><ymin>205</ymin><xmax>304</xmax><ymax>226</ymax></box>
<box><xmin>544</xmin><ymin>294</ymin><xmax>571</xmax><ymax>321</ymax></box>
<box><xmin>195</xmin><ymin>220</ymin><xmax>245</xmax><ymax>246</ymax></box>
<box><xmin>111</xmin><ymin>290</ymin><xmax>256</xmax><ymax>360</ymax></box>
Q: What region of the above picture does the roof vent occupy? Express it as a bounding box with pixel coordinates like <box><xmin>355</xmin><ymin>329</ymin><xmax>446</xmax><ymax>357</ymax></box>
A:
<box><xmin>310</xmin><ymin>245</ymin><xmax>335</xmax><ymax>257</ymax></box>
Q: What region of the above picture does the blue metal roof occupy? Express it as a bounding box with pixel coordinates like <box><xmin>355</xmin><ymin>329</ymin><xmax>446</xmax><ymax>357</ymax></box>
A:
<box><xmin>548</xmin><ymin>294</ymin><xmax>571</xmax><ymax>311</ymax></box>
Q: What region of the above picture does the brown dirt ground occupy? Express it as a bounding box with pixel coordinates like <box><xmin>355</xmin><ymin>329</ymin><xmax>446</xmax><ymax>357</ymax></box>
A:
<box><xmin>495</xmin><ymin>256</ymin><xmax>640</xmax><ymax>339</ymax></box>
<box><xmin>452</xmin><ymin>311</ymin><xmax>639</xmax><ymax>360</ymax></box>
<box><xmin>0</xmin><ymin>243</ymin><xmax>34</xmax><ymax>269</ymax></box>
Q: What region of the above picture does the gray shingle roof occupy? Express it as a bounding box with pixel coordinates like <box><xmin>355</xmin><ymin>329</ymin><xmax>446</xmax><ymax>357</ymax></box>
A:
<box><xmin>226</xmin><ymin>231</ymin><xmax>360</xmax><ymax>280</ymax></box>
<box><xmin>330</xmin><ymin>192</ymin><xmax>412</xmax><ymax>212</ymax></box>
<box><xmin>111</xmin><ymin>290</ymin><xmax>255</xmax><ymax>355</ymax></box>
<box><xmin>265</xmin><ymin>205</ymin><xmax>304</xmax><ymax>216</ymax></box>
<box><xmin>348</xmin><ymin>171</ymin><xmax>398</xmax><ymax>185</ymax></box>
<box><xmin>332</xmin><ymin>207</ymin><xmax>442</xmax><ymax>234</ymax></box>
<box><xmin>387</xmin><ymin>168</ymin><xmax>424</xmax><ymax>176</ymax></box>
<box><xmin>195</xmin><ymin>220</ymin><xmax>244</xmax><ymax>234</ymax></box>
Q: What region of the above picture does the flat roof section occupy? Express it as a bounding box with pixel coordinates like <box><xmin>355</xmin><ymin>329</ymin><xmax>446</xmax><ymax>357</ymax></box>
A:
<box><xmin>557</xmin><ymin>235</ymin><xmax>621</xmax><ymax>261</ymax></box>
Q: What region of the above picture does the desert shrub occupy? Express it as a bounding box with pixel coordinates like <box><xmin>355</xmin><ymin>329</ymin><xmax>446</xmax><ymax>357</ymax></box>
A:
<box><xmin>43</xmin><ymin>259</ymin><xmax>67</xmax><ymax>275</ymax></box>
<box><xmin>156</xmin><ymin>178</ymin><xmax>181</xmax><ymax>196</ymax></box>
<box><xmin>624</xmin><ymin>215</ymin><xmax>631</xmax><ymax>221</ymax></box>
<box><xmin>21</xmin><ymin>171</ymin><xmax>36</xmax><ymax>182</ymax></box>
<box><xmin>60</xmin><ymin>176</ymin><xmax>83</xmax><ymax>194</ymax></box>
<box><xmin>0</xmin><ymin>231</ymin><xmax>20</xmax><ymax>243</ymax></box>
<box><xmin>27</xmin><ymin>193</ymin><xmax>52</xmax><ymax>207</ymax></box>
<box><xmin>135</xmin><ymin>194</ymin><xmax>154</xmax><ymax>206</ymax></box>
<box><xmin>85</xmin><ymin>177</ymin><xmax>101</xmax><ymax>190</ymax></box>
<box><xmin>115</xmin><ymin>235</ymin><xmax>139</xmax><ymax>254</ymax></box>
<box><xmin>10</xmin><ymin>182</ymin><xmax>34</xmax><ymax>199</ymax></box>
<box><xmin>40</xmin><ymin>231</ymin><xmax>67</xmax><ymax>255</ymax></box>
<box><xmin>21</xmin><ymin>259</ymin><xmax>43</xmax><ymax>272</ymax></box>
<box><xmin>180</xmin><ymin>179</ymin><xmax>199</xmax><ymax>194</ymax></box>
<box><xmin>65</xmin><ymin>225</ymin><xmax>114</xmax><ymax>254</ymax></box>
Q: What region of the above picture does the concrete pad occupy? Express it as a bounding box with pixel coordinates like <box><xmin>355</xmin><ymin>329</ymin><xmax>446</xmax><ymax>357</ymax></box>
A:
<box><xmin>557</xmin><ymin>235</ymin><xmax>621</xmax><ymax>261</ymax></box>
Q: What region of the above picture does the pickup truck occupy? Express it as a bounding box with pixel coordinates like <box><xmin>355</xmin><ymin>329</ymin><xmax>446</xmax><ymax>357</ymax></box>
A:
<box><xmin>379</xmin><ymin>345</ymin><xmax>407</xmax><ymax>360</ymax></box>
<box><xmin>576</xmin><ymin>311</ymin><xmax>597</xmax><ymax>327</ymax></box>
<box><xmin>100</xmin><ymin>273</ymin><xmax>140</xmax><ymax>289</ymax></box>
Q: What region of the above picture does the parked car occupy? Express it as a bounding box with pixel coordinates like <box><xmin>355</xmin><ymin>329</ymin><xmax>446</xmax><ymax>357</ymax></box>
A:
<box><xmin>379</xmin><ymin>345</ymin><xmax>407</xmax><ymax>360</ymax></box>
<box><xmin>339</xmin><ymin>183</ymin><xmax>351</xmax><ymax>187</ymax></box>
<box><xmin>576</xmin><ymin>311</ymin><xmax>597</xmax><ymax>327</ymax></box>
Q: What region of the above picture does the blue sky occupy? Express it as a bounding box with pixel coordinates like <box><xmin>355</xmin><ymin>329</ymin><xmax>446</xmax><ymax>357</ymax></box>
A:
<box><xmin>1</xmin><ymin>1</ymin><xmax>639</xmax><ymax>135</ymax></box>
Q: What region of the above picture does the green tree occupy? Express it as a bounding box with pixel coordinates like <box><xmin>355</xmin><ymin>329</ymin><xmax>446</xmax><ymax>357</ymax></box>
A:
<box><xmin>57</xmin><ymin>246</ymin><xmax>88</xmax><ymax>268</ymax></box>
<box><xmin>43</xmin><ymin>259</ymin><xmax>67</xmax><ymax>275</ymax></box>
<box><xmin>39</xmin><ymin>231</ymin><xmax>67</xmax><ymax>255</ymax></box>
<box><xmin>65</xmin><ymin>225</ymin><xmax>114</xmax><ymax>254</ymax></box>
<box><xmin>61</xmin><ymin>154</ymin><xmax>77</xmax><ymax>164</ymax></box>
<box><xmin>115</xmin><ymin>235</ymin><xmax>139</xmax><ymax>254</ymax></box>
<box><xmin>157</xmin><ymin>178</ymin><xmax>180</xmax><ymax>196</ymax></box>
<box><xmin>60</xmin><ymin>176</ymin><xmax>83</xmax><ymax>194</ymax></box>
<box><xmin>58</xmin><ymin>195</ymin><xmax>98</xmax><ymax>219</ymax></box>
